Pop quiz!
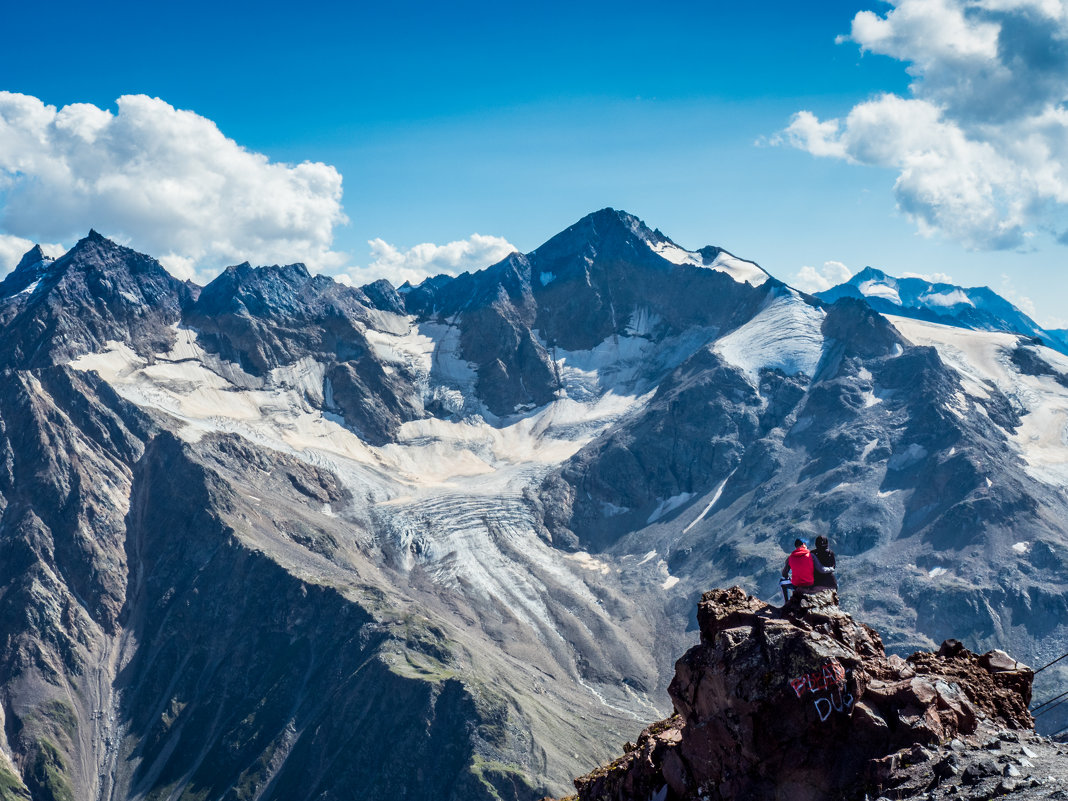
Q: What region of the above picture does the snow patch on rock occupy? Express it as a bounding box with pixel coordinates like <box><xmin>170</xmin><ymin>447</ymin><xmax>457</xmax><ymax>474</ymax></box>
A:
<box><xmin>646</xmin><ymin>493</ymin><xmax>694</xmax><ymax>525</ymax></box>
<box><xmin>645</xmin><ymin>239</ymin><xmax>768</xmax><ymax>287</ymax></box>
<box><xmin>858</xmin><ymin>279</ymin><xmax>902</xmax><ymax>305</ymax></box>
<box><xmin>920</xmin><ymin>289</ymin><xmax>973</xmax><ymax>308</ymax></box>
<box><xmin>707</xmin><ymin>251</ymin><xmax>768</xmax><ymax>287</ymax></box>
<box><xmin>565</xmin><ymin>552</ymin><xmax>613</xmax><ymax>575</ymax></box>
<box><xmin>714</xmin><ymin>290</ymin><xmax>825</xmax><ymax>382</ymax></box>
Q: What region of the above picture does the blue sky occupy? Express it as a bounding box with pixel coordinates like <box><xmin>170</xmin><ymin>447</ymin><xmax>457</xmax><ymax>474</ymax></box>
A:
<box><xmin>2</xmin><ymin>0</ymin><xmax>1067</xmax><ymax>326</ymax></box>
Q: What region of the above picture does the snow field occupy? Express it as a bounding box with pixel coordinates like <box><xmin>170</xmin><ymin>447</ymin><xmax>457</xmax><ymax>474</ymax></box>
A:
<box><xmin>714</xmin><ymin>288</ymin><xmax>826</xmax><ymax>382</ymax></box>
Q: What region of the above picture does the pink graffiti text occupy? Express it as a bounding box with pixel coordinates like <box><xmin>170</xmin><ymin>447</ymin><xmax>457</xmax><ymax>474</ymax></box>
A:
<box><xmin>789</xmin><ymin>659</ymin><xmax>847</xmax><ymax>699</ymax></box>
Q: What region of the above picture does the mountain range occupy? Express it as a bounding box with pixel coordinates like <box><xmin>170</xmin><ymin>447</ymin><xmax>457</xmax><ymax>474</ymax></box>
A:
<box><xmin>1</xmin><ymin>209</ymin><xmax>1067</xmax><ymax>799</ymax></box>
<box><xmin>816</xmin><ymin>266</ymin><xmax>1065</xmax><ymax>353</ymax></box>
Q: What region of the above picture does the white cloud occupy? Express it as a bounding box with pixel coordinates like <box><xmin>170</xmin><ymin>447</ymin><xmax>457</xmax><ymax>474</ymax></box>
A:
<box><xmin>779</xmin><ymin>0</ymin><xmax>1068</xmax><ymax>250</ymax></box>
<box><xmin>334</xmin><ymin>234</ymin><xmax>517</xmax><ymax>288</ymax></box>
<box><xmin>0</xmin><ymin>92</ymin><xmax>348</xmax><ymax>283</ymax></box>
<box><xmin>792</xmin><ymin>260</ymin><xmax>855</xmax><ymax>292</ymax></box>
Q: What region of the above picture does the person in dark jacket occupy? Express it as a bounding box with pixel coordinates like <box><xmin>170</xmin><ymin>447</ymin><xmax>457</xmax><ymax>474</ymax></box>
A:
<box><xmin>812</xmin><ymin>535</ymin><xmax>838</xmax><ymax>591</ymax></box>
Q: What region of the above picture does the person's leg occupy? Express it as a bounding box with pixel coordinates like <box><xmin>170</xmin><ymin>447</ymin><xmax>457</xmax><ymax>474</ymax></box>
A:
<box><xmin>780</xmin><ymin>578</ymin><xmax>793</xmax><ymax>603</ymax></box>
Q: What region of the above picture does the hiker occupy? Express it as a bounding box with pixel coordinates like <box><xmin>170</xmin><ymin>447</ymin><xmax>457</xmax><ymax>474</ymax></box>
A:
<box><xmin>780</xmin><ymin>538</ymin><xmax>834</xmax><ymax>602</ymax></box>
<box><xmin>812</xmin><ymin>535</ymin><xmax>838</xmax><ymax>591</ymax></box>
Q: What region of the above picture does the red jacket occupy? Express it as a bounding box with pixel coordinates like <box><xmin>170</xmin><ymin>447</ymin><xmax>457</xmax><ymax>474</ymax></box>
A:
<box><xmin>786</xmin><ymin>546</ymin><xmax>815</xmax><ymax>587</ymax></box>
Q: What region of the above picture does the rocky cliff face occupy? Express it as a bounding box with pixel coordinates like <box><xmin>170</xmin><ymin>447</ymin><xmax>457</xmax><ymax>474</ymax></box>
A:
<box><xmin>565</xmin><ymin>587</ymin><xmax>1054</xmax><ymax>801</ymax></box>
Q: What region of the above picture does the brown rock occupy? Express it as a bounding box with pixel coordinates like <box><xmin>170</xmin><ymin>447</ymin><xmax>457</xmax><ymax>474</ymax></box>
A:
<box><xmin>572</xmin><ymin>586</ymin><xmax>1034</xmax><ymax>801</ymax></box>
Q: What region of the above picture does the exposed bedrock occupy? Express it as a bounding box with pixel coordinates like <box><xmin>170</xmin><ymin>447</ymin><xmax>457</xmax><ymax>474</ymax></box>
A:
<box><xmin>567</xmin><ymin>588</ymin><xmax>1036</xmax><ymax>801</ymax></box>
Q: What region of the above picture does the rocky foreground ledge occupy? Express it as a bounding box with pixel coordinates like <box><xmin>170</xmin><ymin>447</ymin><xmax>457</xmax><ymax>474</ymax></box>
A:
<box><xmin>548</xmin><ymin>587</ymin><xmax>1068</xmax><ymax>801</ymax></box>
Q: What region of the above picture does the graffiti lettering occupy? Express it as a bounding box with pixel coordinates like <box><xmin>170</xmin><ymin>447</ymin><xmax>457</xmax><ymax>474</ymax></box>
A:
<box><xmin>813</xmin><ymin>687</ymin><xmax>855</xmax><ymax>722</ymax></box>
<box><xmin>789</xmin><ymin>659</ymin><xmax>847</xmax><ymax>698</ymax></box>
<box><xmin>788</xmin><ymin>658</ymin><xmax>852</xmax><ymax>723</ymax></box>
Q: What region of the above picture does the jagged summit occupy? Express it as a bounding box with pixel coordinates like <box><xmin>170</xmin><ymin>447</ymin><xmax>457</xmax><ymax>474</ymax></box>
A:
<box><xmin>193</xmin><ymin>261</ymin><xmax>328</xmax><ymax>318</ymax></box>
<box><xmin>527</xmin><ymin>208</ymin><xmax>768</xmax><ymax>288</ymax></box>
<box><xmin>14</xmin><ymin>244</ymin><xmax>50</xmax><ymax>272</ymax></box>
<box><xmin>532</xmin><ymin>207</ymin><xmax>651</xmax><ymax>256</ymax></box>
<box><xmin>359</xmin><ymin>277</ymin><xmax>405</xmax><ymax>314</ymax></box>
<box><xmin>0</xmin><ymin>244</ymin><xmax>54</xmax><ymax>298</ymax></box>
<box><xmin>0</xmin><ymin>231</ymin><xmax>194</xmax><ymax>367</ymax></box>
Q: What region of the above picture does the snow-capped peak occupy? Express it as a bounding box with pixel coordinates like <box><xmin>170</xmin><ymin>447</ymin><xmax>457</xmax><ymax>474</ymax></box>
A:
<box><xmin>817</xmin><ymin>266</ymin><xmax>1062</xmax><ymax>353</ymax></box>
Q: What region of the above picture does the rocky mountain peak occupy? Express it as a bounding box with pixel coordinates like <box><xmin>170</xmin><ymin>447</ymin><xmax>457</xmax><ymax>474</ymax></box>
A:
<box><xmin>529</xmin><ymin>207</ymin><xmax>662</xmax><ymax>269</ymax></box>
<box><xmin>360</xmin><ymin>277</ymin><xmax>405</xmax><ymax>314</ymax></box>
<box><xmin>564</xmin><ymin>587</ymin><xmax>1042</xmax><ymax>801</ymax></box>
<box><xmin>14</xmin><ymin>244</ymin><xmax>51</xmax><ymax>272</ymax></box>
<box><xmin>0</xmin><ymin>232</ymin><xmax>194</xmax><ymax>367</ymax></box>
<box><xmin>193</xmin><ymin>260</ymin><xmax>332</xmax><ymax>320</ymax></box>
<box><xmin>192</xmin><ymin>260</ymin><xmax>375</xmax><ymax>328</ymax></box>
<box><xmin>0</xmin><ymin>244</ymin><xmax>55</xmax><ymax>298</ymax></box>
<box><xmin>182</xmin><ymin>255</ymin><xmax>426</xmax><ymax>444</ymax></box>
<box><xmin>66</xmin><ymin>229</ymin><xmax>134</xmax><ymax>264</ymax></box>
<box><xmin>849</xmin><ymin>264</ymin><xmax>888</xmax><ymax>283</ymax></box>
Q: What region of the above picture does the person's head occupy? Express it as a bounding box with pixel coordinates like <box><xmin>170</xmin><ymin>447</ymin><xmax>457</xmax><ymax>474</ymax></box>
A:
<box><xmin>815</xmin><ymin>535</ymin><xmax>829</xmax><ymax>551</ymax></box>
<box><xmin>794</xmin><ymin>538</ymin><xmax>805</xmax><ymax>549</ymax></box>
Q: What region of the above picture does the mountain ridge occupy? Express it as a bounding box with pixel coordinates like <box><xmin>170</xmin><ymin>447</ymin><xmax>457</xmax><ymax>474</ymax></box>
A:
<box><xmin>1</xmin><ymin>209</ymin><xmax>1068</xmax><ymax>798</ymax></box>
<box><xmin>815</xmin><ymin>264</ymin><xmax>1064</xmax><ymax>354</ymax></box>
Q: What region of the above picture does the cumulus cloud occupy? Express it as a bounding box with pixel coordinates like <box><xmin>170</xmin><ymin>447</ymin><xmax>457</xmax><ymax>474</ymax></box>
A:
<box><xmin>793</xmin><ymin>260</ymin><xmax>855</xmax><ymax>292</ymax></box>
<box><xmin>0</xmin><ymin>92</ymin><xmax>347</xmax><ymax>282</ymax></box>
<box><xmin>334</xmin><ymin>234</ymin><xmax>517</xmax><ymax>288</ymax></box>
<box><xmin>778</xmin><ymin>0</ymin><xmax>1068</xmax><ymax>250</ymax></box>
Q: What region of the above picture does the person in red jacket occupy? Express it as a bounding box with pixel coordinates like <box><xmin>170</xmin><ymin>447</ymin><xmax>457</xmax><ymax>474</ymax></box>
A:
<box><xmin>779</xmin><ymin>538</ymin><xmax>834</xmax><ymax>602</ymax></box>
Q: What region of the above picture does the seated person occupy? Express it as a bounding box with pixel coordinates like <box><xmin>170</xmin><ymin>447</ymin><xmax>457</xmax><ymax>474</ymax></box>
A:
<box><xmin>780</xmin><ymin>538</ymin><xmax>834</xmax><ymax>602</ymax></box>
<box><xmin>812</xmin><ymin>535</ymin><xmax>837</xmax><ymax>590</ymax></box>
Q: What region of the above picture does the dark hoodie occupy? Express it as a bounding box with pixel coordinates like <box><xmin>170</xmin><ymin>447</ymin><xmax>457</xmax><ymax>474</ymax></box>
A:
<box><xmin>813</xmin><ymin>536</ymin><xmax>837</xmax><ymax>589</ymax></box>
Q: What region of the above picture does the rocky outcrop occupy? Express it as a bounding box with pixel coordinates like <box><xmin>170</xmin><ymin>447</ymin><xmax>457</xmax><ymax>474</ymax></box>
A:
<box><xmin>567</xmin><ymin>588</ymin><xmax>1041</xmax><ymax>801</ymax></box>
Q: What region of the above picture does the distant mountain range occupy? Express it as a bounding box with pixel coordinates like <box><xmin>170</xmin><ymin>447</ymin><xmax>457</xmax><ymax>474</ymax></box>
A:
<box><xmin>1</xmin><ymin>210</ymin><xmax>1067</xmax><ymax>800</ymax></box>
<box><xmin>816</xmin><ymin>265</ymin><xmax>1064</xmax><ymax>352</ymax></box>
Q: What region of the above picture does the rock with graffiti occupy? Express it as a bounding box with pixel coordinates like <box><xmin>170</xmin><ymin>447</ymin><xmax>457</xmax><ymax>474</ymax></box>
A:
<box><xmin>566</xmin><ymin>587</ymin><xmax>1035</xmax><ymax>801</ymax></box>
<box><xmin>789</xmin><ymin>657</ymin><xmax>854</xmax><ymax>722</ymax></box>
